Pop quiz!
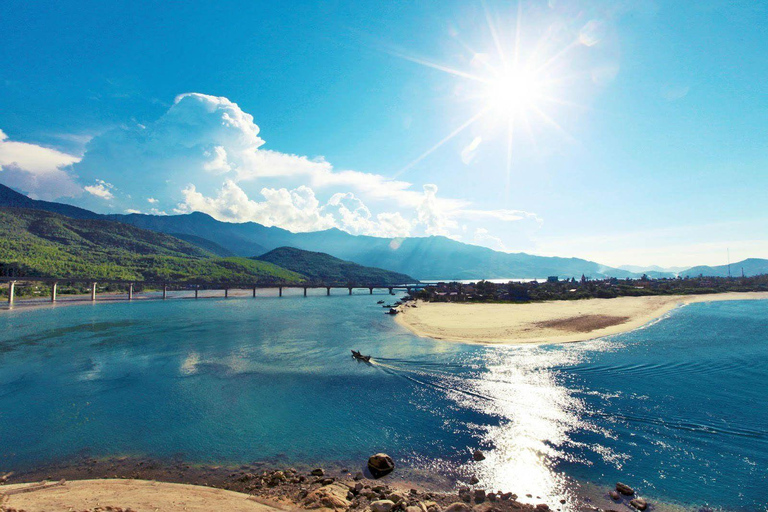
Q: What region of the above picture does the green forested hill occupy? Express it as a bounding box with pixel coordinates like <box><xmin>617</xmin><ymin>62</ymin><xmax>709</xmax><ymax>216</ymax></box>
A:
<box><xmin>0</xmin><ymin>208</ymin><xmax>304</xmax><ymax>283</ymax></box>
<box><xmin>256</xmin><ymin>246</ymin><xmax>415</xmax><ymax>284</ymax></box>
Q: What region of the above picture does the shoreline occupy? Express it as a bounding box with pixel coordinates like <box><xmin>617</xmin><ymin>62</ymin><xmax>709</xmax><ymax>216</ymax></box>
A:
<box><xmin>0</xmin><ymin>455</ymin><xmax>688</xmax><ymax>512</ymax></box>
<box><xmin>395</xmin><ymin>291</ymin><xmax>768</xmax><ymax>345</ymax></box>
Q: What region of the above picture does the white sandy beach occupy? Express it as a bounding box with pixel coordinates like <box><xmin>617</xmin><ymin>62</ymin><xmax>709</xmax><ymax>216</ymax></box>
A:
<box><xmin>395</xmin><ymin>292</ymin><xmax>768</xmax><ymax>345</ymax></box>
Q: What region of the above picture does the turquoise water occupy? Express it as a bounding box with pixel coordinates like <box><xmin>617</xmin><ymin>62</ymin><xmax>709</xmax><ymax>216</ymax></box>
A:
<box><xmin>0</xmin><ymin>295</ymin><xmax>766</xmax><ymax>510</ymax></box>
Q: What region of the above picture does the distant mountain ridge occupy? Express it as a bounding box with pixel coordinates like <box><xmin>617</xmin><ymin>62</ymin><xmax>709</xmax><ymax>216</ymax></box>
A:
<box><xmin>256</xmin><ymin>247</ymin><xmax>415</xmax><ymax>285</ymax></box>
<box><xmin>1</xmin><ymin>183</ymin><xmax>765</xmax><ymax>280</ymax></box>
<box><xmin>681</xmin><ymin>258</ymin><xmax>768</xmax><ymax>278</ymax></box>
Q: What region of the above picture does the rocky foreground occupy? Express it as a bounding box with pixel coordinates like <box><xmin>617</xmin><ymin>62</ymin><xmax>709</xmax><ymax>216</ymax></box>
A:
<box><xmin>1</xmin><ymin>453</ymin><xmax>660</xmax><ymax>512</ymax></box>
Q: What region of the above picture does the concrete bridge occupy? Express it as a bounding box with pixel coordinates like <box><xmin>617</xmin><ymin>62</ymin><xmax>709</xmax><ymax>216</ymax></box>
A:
<box><xmin>0</xmin><ymin>276</ymin><xmax>426</xmax><ymax>305</ymax></box>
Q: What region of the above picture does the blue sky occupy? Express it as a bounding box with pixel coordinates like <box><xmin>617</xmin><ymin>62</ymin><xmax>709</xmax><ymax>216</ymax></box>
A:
<box><xmin>0</xmin><ymin>0</ymin><xmax>766</xmax><ymax>268</ymax></box>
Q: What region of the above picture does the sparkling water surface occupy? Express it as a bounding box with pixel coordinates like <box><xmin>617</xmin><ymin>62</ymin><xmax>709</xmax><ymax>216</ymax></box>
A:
<box><xmin>0</xmin><ymin>294</ymin><xmax>766</xmax><ymax>511</ymax></box>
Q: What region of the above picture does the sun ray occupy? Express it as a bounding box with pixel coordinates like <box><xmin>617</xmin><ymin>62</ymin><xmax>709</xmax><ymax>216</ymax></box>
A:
<box><xmin>530</xmin><ymin>104</ymin><xmax>577</xmax><ymax>145</ymax></box>
<box><xmin>387</xmin><ymin>50</ymin><xmax>489</xmax><ymax>83</ymax></box>
<box><xmin>512</xmin><ymin>1</ymin><xmax>523</xmax><ymax>69</ymax></box>
<box><xmin>394</xmin><ymin>107</ymin><xmax>490</xmax><ymax>178</ymax></box>
<box><xmin>534</xmin><ymin>39</ymin><xmax>581</xmax><ymax>75</ymax></box>
<box><xmin>505</xmin><ymin>115</ymin><xmax>515</xmax><ymax>201</ymax></box>
<box><xmin>483</xmin><ymin>0</ymin><xmax>507</xmax><ymax>66</ymax></box>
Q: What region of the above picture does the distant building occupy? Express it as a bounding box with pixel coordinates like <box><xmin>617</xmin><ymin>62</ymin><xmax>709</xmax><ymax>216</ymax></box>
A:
<box><xmin>547</xmin><ymin>276</ymin><xmax>559</xmax><ymax>283</ymax></box>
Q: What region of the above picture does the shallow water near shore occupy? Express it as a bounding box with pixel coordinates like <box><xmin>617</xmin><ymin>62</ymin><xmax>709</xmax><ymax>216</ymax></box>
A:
<box><xmin>1</xmin><ymin>294</ymin><xmax>766</xmax><ymax>511</ymax></box>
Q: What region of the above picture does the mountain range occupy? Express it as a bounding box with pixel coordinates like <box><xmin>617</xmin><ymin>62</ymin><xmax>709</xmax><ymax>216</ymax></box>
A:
<box><xmin>1</xmin><ymin>183</ymin><xmax>765</xmax><ymax>280</ymax></box>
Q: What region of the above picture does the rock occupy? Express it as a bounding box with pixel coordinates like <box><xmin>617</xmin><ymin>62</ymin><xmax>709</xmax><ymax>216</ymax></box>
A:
<box><xmin>487</xmin><ymin>493</ymin><xmax>497</xmax><ymax>502</ymax></box>
<box><xmin>609</xmin><ymin>490</ymin><xmax>620</xmax><ymax>501</ymax></box>
<box><xmin>311</xmin><ymin>468</ymin><xmax>325</xmax><ymax>477</ymax></box>
<box><xmin>368</xmin><ymin>453</ymin><xmax>396</xmax><ymax>478</ymax></box>
<box><xmin>371</xmin><ymin>499</ymin><xmax>396</xmax><ymax>512</ymax></box>
<box><xmin>458</xmin><ymin>488</ymin><xmax>472</xmax><ymax>502</ymax></box>
<box><xmin>354</xmin><ymin>482</ymin><xmax>364</xmax><ymax>493</ymax></box>
<box><xmin>535</xmin><ymin>505</ymin><xmax>549</xmax><ymax>511</ymax></box>
<box><xmin>388</xmin><ymin>492</ymin><xmax>406</xmax><ymax>504</ymax></box>
<box><xmin>354</xmin><ymin>472</ymin><xmax>365</xmax><ymax>481</ymax></box>
<box><xmin>406</xmin><ymin>507</ymin><xmax>423</xmax><ymax>512</ymax></box>
<box><xmin>469</xmin><ymin>476</ymin><xmax>479</xmax><ymax>485</ymax></box>
<box><xmin>303</xmin><ymin>483</ymin><xmax>352</xmax><ymax>510</ymax></box>
<box><xmin>616</xmin><ymin>482</ymin><xmax>634</xmax><ymax>496</ymax></box>
<box><xmin>629</xmin><ymin>498</ymin><xmax>648</xmax><ymax>510</ymax></box>
<box><xmin>472</xmin><ymin>450</ymin><xmax>486</xmax><ymax>461</ymax></box>
<box><xmin>473</xmin><ymin>489</ymin><xmax>486</xmax><ymax>503</ymax></box>
<box><xmin>444</xmin><ymin>503</ymin><xmax>471</xmax><ymax>512</ymax></box>
<box><xmin>422</xmin><ymin>501</ymin><xmax>440</xmax><ymax>512</ymax></box>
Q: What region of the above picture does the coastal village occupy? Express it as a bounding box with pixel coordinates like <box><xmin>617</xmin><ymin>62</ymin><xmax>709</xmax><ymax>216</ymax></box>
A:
<box><xmin>411</xmin><ymin>275</ymin><xmax>768</xmax><ymax>303</ymax></box>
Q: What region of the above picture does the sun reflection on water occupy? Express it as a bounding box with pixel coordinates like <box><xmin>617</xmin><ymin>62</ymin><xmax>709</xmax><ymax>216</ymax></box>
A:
<box><xmin>440</xmin><ymin>340</ymin><xmax>624</xmax><ymax>508</ymax></box>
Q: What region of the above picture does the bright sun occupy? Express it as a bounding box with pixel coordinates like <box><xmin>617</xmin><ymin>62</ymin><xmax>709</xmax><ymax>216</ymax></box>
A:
<box><xmin>485</xmin><ymin>69</ymin><xmax>542</xmax><ymax>115</ymax></box>
<box><xmin>391</xmin><ymin>4</ymin><xmax>579</xmax><ymax>181</ymax></box>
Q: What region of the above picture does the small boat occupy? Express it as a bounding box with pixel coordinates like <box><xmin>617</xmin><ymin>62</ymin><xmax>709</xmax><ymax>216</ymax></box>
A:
<box><xmin>351</xmin><ymin>350</ymin><xmax>371</xmax><ymax>363</ymax></box>
<box><xmin>377</xmin><ymin>300</ymin><xmax>385</xmax><ymax>304</ymax></box>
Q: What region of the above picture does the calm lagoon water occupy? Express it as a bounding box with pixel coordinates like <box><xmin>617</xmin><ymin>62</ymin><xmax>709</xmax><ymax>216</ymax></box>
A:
<box><xmin>0</xmin><ymin>294</ymin><xmax>766</xmax><ymax>511</ymax></box>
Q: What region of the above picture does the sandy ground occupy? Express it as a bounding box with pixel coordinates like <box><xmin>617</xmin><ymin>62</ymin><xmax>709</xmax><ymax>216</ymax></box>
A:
<box><xmin>0</xmin><ymin>479</ymin><xmax>283</xmax><ymax>512</ymax></box>
<box><xmin>395</xmin><ymin>292</ymin><xmax>768</xmax><ymax>345</ymax></box>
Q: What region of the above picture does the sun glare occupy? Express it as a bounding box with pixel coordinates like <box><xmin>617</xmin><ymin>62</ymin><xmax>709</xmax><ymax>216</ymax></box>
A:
<box><xmin>486</xmin><ymin>68</ymin><xmax>542</xmax><ymax>115</ymax></box>
<box><xmin>391</xmin><ymin>4</ymin><xmax>584</xmax><ymax>181</ymax></box>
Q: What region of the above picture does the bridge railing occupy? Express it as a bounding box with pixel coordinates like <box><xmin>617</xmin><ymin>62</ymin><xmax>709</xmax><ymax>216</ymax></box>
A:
<box><xmin>1</xmin><ymin>276</ymin><xmax>424</xmax><ymax>305</ymax></box>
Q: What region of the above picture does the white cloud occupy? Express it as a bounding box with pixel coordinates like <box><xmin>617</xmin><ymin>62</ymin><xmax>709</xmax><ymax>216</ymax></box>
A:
<box><xmin>84</xmin><ymin>180</ymin><xmax>115</xmax><ymax>200</ymax></box>
<box><xmin>454</xmin><ymin>209</ymin><xmax>542</xmax><ymax>223</ymax></box>
<box><xmin>180</xmin><ymin>181</ymin><xmax>415</xmax><ymax>237</ymax></box>
<box><xmin>125</xmin><ymin>209</ymin><xmax>142</xmax><ymax>214</ymax></box>
<box><xmin>416</xmin><ymin>184</ymin><xmax>459</xmax><ymax>236</ymax></box>
<box><xmin>0</xmin><ymin>128</ymin><xmax>81</xmax><ymax>199</ymax></box>
<box><xmin>473</xmin><ymin>227</ymin><xmax>507</xmax><ymax>251</ymax></box>
<box><xmin>180</xmin><ymin>180</ymin><xmax>336</xmax><ymax>232</ymax></box>
<box><xmin>61</xmin><ymin>92</ymin><xmax>539</xmax><ymax>247</ymax></box>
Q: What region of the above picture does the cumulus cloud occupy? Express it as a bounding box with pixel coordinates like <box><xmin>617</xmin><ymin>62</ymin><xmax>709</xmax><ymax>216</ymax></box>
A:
<box><xmin>84</xmin><ymin>179</ymin><xmax>115</xmax><ymax>200</ymax></box>
<box><xmin>5</xmin><ymin>92</ymin><xmax>541</xmax><ymax>249</ymax></box>
<box><xmin>72</xmin><ymin>93</ymin><xmax>465</xmax><ymax>212</ymax></box>
<box><xmin>0</xmin><ymin>128</ymin><xmax>81</xmax><ymax>199</ymax></box>
<box><xmin>416</xmin><ymin>184</ymin><xmax>459</xmax><ymax>236</ymax></box>
<box><xmin>179</xmin><ymin>180</ymin><xmax>414</xmax><ymax>237</ymax></box>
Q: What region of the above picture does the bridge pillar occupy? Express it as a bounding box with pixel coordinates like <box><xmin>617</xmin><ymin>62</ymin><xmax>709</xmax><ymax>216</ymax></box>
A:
<box><xmin>128</xmin><ymin>283</ymin><xmax>133</xmax><ymax>301</ymax></box>
<box><xmin>348</xmin><ymin>287</ymin><xmax>353</xmax><ymax>295</ymax></box>
<box><xmin>369</xmin><ymin>287</ymin><xmax>373</xmax><ymax>295</ymax></box>
<box><xmin>224</xmin><ymin>288</ymin><xmax>229</xmax><ymax>298</ymax></box>
<box><xmin>91</xmin><ymin>282</ymin><xmax>97</xmax><ymax>301</ymax></box>
<box><xmin>253</xmin><ymin>286</ymin><xmax>257</xmax><ymax>298</ymax></box>
<box><xmin>51</xmin><ymin>282</ymin><xmax>58</xmax><ymax>302</ymax></box>
<box><xmin>326</xmin><ymin>287</ymin><xmax>331</xmax><ymax>296</ymax></box>
<box><xmin>303</xmin><ymin>287</ymin><xmax>307</xmax><ymax>297</ymax></box>
<box><xmin>7</xmin><ymin>281</ymin><xmax>15</xmax><ymax>305</ymax></box>
<box><xmin>162</xmin><ymin>285</ymin><xmax>167</xmax><ymax>300</ymax></box>
<box><xmin>195</xmin><ymin>286</ymin><xmax>199</xmax><ymax>299</ymax></box>
<box><xmin>279</xmin><ymin>286</ymin><xmax>283</xmax><ymax>297</ymax></box>
<box><xmin>407</xmin><ymin>287</ymin><xmax>412</xmax><ymax>294</ymax></box>
<box><xmin>388</xmin><ymin>287</ymin><xmax>393</xmax><ymax>294</ymax></box>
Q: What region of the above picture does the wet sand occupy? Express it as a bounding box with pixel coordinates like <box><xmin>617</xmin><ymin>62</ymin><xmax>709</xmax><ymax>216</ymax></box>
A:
<box><xmin>395</xmin><ymin>292</ymin><xmax>768</xmax><ymax>345</ymax></box>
